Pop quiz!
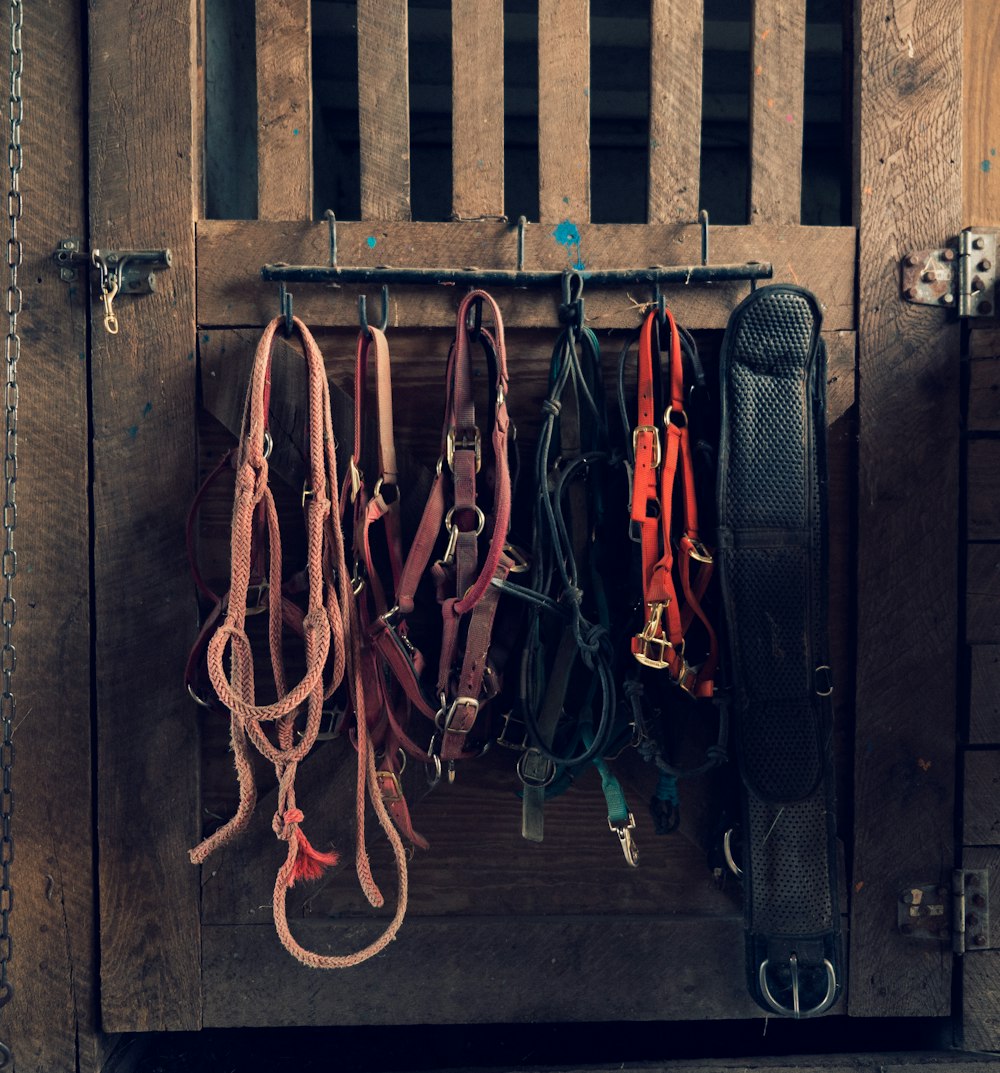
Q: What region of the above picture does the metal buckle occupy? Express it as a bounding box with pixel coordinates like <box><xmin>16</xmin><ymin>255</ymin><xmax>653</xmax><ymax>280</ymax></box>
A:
<box><xmin>245</xmin><ymin>580</ymin><xmax>269</xmax><ymax>616</ymax></box>
<box><xmin>609</xmin><ymin>812</ymin><xmax>639</xmax><ymax>867</ymax></box>
<box><xmin>496</xmin><ymin>710</ymin><xmax>528</xmax><ymax>751</ymax></box>
<box><xmin>631</xmin><ymin>424</ymin><xmax>661</xmax><ymax>468</ymax></box>
<box><xmin>446</xmin><ymin>426</ymin><xmax>482</xmax><ymax>472</ymax></box>
<box><xmin>517</xmin><ymin>747</ymin><xmax>556</xmax><ymax>788</ymax></box>
<box><xmin>758</xmin><ymin>954</ymin><xmax>838</xmax><ymax>1019</ymax></box>
<box><xmin>348</xmin><ymin>457</ymin><xmax>363</xmax><ymax>503</ymax></box>
<box><xmin>632</xmin><ymin>601</ymin><xmax>672</xmax><ymax>669</ymax></box>
<box><xmin>375</xmin><ymin>768</ymin><xmax>404</xmax><ymax>804</ymax></box>
<box><xmin>436</xmin><ymin>695</ymin><xmax>479</xmax><ymax>734</ymax></box>
<box><xmin>675</xmin><ymin>659</ymin><xmax>697</xmax><ymax>694</ymax></box>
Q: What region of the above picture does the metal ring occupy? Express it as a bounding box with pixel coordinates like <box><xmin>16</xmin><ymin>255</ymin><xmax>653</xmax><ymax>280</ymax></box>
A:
<box><xmin>444</xmin><ymin>504</ymin><xmax>485</xmax><ymax>537</ymax></box>
<box><xmin>424</xmin><ymin>752</ymin><xmax>442</xmax><ymax>789</ymax></box>
<box><xmin>262</xmin><ymin>430</ymin><xmax>273</xmax><ymax>460</ymax></box>
<box><xmin>186</xmin><ymin>682</ymin><xmax>213</xmax><ymax>709</ymax></box>
<box><xmin>758</xmin><ymin>955</ymin><xmax>837</xmax><ymax>1019</ymax></box>
<box><xmin>664</xmin><ymin>405</ymin><xmax>688</xmax><ymax>429</ymax></box>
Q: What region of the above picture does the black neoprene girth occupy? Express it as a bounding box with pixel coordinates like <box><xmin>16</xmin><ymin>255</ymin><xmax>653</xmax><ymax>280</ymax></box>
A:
<box><xmin>715</xmin><ymin>284</ymin><xmax>843</xmax><ymax>1018</ymax></box>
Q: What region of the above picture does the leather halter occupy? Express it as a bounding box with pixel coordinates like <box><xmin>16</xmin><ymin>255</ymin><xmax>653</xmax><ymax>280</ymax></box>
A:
<box><xmin>370</xmin><ymin>289</ymin><xmax>513</xmax><ymax>776</ymax></box>
<box><xmin>342</xmin><ymin>323</ymin><xmax>428</xmax><ymax>849</ymax></box>
<box><xmin>629</xmin><ymin>307</ymin><xmax>718</xmax><ymax>696</ymax></box>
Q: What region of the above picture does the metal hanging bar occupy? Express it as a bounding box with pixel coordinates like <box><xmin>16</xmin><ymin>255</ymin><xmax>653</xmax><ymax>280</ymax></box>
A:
<box><xmin>261</xmin><ymin>261</ymin><xmax>772</xmax><ymax>287</ymax></box>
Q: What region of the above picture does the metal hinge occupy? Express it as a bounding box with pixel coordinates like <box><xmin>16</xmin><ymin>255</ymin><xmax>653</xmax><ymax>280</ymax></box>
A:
<box><xmin>896</xmin><ymin>870</ymin><xmax>990</xmax><ymax>953</ymax></box>
<box><xmin>901</xmin><ymin>229</ymin><xmax>997</xmax><ymax>317</ymax></box>
<box><xmin>52</xmin><ymin>239</ymin><xmax>172</xmax><ymax>334</ymax></box>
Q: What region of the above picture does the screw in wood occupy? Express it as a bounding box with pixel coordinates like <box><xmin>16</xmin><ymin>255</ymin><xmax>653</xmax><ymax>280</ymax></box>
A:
<box><xmin>973</xmin><ymin>237</ymin><xmax>986</xmax><ymax>250</ymax></box>
<box><xmin>980</xmin><ymin>259</ymin><xmax>993</xmax><ymax>271</ymax></box>
<box><xmin>980</xmin><ymin>302</ymin><xmax>994</xmax><ymax>316</ymax></box>
<box><xmin>942</xmin><ymin>249</ymin><xmax>957</xmax><ymax>262</ymax></box>
<box><xmin>974</xmin><ymin>935</ymin><xmax>988</xmax><ymax>946</ymax></box>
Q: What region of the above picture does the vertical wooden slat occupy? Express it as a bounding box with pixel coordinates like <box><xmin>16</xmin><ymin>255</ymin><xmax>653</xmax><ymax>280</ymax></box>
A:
<box><xmin>89</xmin><ymin>0</ymin><xmax>201</xmax><ymax>1031</ymax></box>
<box><xmin>358</xmin><ymin>0</ymin><xmax>411</xmax><ymax>220</ymax></box>
<box><xmin>13</xmin><ymin>2</ymin><xmax>104</xmax><ymax>1069</ymax></box>
<box><xmin>451</xmin><ymin>0</ymin><xmax>504</xmax><ymax>219</ymax></box>
<box><xmin>538</xmin><ymin>0</ymin><xmax>590</xmax><ymax>224</ymax></box>
<box><xmin>648</xmin><ymin>0</ymin><xmax>703</xmax><ymax>223</ymax></box>
<box><xmin>851</xmin><ymin>0</ymin><xmax>961</xmax><ymax>1018</ymax></box>
<box><xmin>963</xmin><ymin>5</ymin><xmax>1000</xmax><ymax>227</ymax></box>
<box><xmin>748</xmin><ymin>0</ymin><xmax>806</xmax><ymax>224</ymax></box>
<box><xmin>256</xmin><ymin>0</ymin><xmax>313</xmax><ymax>220</ymax></box>
<box><xmin>962</xmin><ymin>0</ymin><xmax>1000</xmax><ymax>1052</ymax></box>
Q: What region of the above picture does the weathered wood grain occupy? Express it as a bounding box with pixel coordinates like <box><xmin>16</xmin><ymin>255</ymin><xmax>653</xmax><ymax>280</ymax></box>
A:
<box><xmin>970</xmin><ymin>646</ymin><xmax>1000</xmax><ymax>745</ymax></box>
<box><xmin>451</xmin><ymin>0</ymin><xmax>504</xmax><ymax>220</ymax></box>
<box><xmin>964</xmin><ymin>951</ymin><xmax>1000</xmax><ymax>1052</ymax></box>
<box><xmin>538</xmin><ymin>0</ymin><xmax>590</xmax><ymax>223</ymax></box>
<box><xmin>89</xmin><ymin>0</ymin><xmax>201</xmax><ymax>1033</ymax></box>
<box><xmin>8</xmin><ymin>2</ymin><xmax>105</xmax><ymax>1069</ymax></box>
<box><xmin>749</xmin><ymin>0</ymin><xmax>806</xmax><ymax>225</ymax></box>
<box><xmin>358</xmin><ymin>0</ymin><xmax>410</xmax><ymax>220</ymax></box>
<box><xmin>648</xmin><ymin>0</ymin><xmax>703</xmax><ymax>223</ymax></box>
<box><xmin>968</xmin><ymin>440</ymin><xmax>1000</xmax><ymax>539</ymax></box>
<box><xmin>850</xmin><ymin>0</ymin><xmax>962</xmax><ymax>1018</ymax></box>
<box><xmin>965</xmin><ymin>751</ymin><xmax>1000</xmax><ymax>846</ymax></box>
<box><xmin>968</xmin><ymin>544</ymin><xmax>1000</xmax><ymax>644</ymax></box>
<box><xmin>202</xmin><ymin>915</ymin><xmax>761</xmax><ymax>1026</ymax></box>
<box><xmin>196</xmin><ymin>219</ymin><xmax>857</xmax><ymax>330</ymax></box>
<box><xmin>970</xmin><ymin>328</ymin><xmax>1000</xmax><ymax>360</ymax></box>
<box><xmin>964</xmin><ymin>2</ymin><xmax>1000</xmax><ymax>228</ymax></box>
<box><xmin>256</xmin><ymin>0</ymin><xmax>313</xmax><ymax>220</ymax></box>
<box><xmin>968</xmin><ymin>357</ymin><xmax>1000</xmax><ymax>431</ymax></box>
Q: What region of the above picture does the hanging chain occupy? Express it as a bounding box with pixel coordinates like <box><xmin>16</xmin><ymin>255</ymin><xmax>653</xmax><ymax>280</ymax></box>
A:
<box><xmin>0</xmin><ymin>0</ymin><xmax>21</xmax><ymax>1063</ymax></box>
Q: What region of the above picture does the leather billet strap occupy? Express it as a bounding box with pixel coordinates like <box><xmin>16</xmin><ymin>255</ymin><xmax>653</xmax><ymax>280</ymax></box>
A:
<box><xmin>371</xmin><ymin>289</ymin><xmax>512</xmax><ymax>770</ymax></box>
<box><xmin>715</xmin><ymin>284</ymin><xmax>842</xmax><ymax>1017</ymax></box>
<box><xmin>629</xmin><ymin>307</ymin><xmax>718</xmax><ymax>697</ymax></box>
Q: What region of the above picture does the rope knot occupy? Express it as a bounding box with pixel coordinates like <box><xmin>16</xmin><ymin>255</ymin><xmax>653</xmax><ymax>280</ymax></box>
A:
<box><xmin>284</xmin><ymin>807</ymin><xmax>305</xmax><ymax>825</ymax></box>
<box><xmin>541</xmin><ymin>397</ymin><xmax>561</xmax><ymax>417</ymax></box>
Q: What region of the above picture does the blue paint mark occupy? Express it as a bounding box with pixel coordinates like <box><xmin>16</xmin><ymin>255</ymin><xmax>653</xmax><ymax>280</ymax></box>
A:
<box><xmin>292</xmin><ymin>128</ymin><xmax>300</xmax><ymax>136</ymax></box>
<box><xmin>187</xmin><ymin>351</ymin><xmax>195</xmax><ymax>362</ymax></box>
<box><xmin>142</xmin><ymin>402</ymin><xmax>153</xmax><ymax>417</ymax></box>
<box><xmin>366</xmin><ymin>236</ymin><xmax>377</xmax><ymax>249</ymax></box>
<box><xmin>126</xmin><ymin>425</ymin><xmax>139</xmax><ymax>440</ymax></box>
<box><xmin>552</xmin><ymin>220</ymin><xmax>586</xmax><ymax>273</ymax></box>
<box><xmin>562</xmin><ymin>196</ymin><xmax>570</xmax><ymax>205</ymax></box>
<box><xmin>993</xmin><ymin>148</ymin><xmax>997</xmax><ymax>156</ymax></box>
<box><xmin>583</xmin><ymin>86</ymin><xmax>590</xmax><ymax>98</ymax></box>
<box><xmin>202</xmin><ymin>334</ymin><xmax>210</xmax><ymax>343</ymax></box>
<box><xmin>983</xmin><ymin>159</ymin><xmax>992</xmax><ymax>173</ymax></box>
<box><xmin>78</xmin><ymin>352</ymin><xmax>85</xmax><ymax>362</ymax></box>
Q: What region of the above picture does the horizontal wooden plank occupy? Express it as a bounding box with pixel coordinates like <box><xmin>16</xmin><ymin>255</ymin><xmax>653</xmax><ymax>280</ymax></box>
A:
<box><xmin>202</xmin><ymin>916</ymin><xmax>763</xmax><ymax>1026</ymax></box>
<box><xmin>970</xmin><ymin>327</ymin><xmax>1000</xmax><ymax>359</ymax></box>
<box><xmin>971</xmin><ymin>646</ymin><xmax>1000</xmax><ymax>744</ymax></box>
<box><xmin>965</xmin><ymin>751</ymin><xmax>1000</xmax><ymax>845</ymax></box>
<box><xmin>968</xmin><ymin>544</ymin><xmax>1000</xmax><ymax>643</ymax></box>
<box><xmin>969</xmin><ymin>440</ymin><xmax>1000</xmax><ymax>538</ymax></box>
<box><xmin>196</xmin><ymin>220</ymin><xmax>857</xmax><ymax>330</ymax></box>
<box><xmin>969</xmin><ymin>355</ymin><xmax>1000</xmax><ymax>431</ymax></box>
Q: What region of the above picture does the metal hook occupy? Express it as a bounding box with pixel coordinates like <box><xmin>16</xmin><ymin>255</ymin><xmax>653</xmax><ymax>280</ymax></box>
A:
<box><xmin>560</xmin><ymin>269</ymin><xmax>585</xmax><ymax>333</ymax></box>
<box><xmin>324</xmin><ymin>208</ymin><xmax>337</xmax><ymax>267</ymax></box>
<box><xmin>516</xmin><ymin>215</ymin><xmax>527</xmax><ymax>271</ymax></box>
<box><xmin>466</xmin><ymin>293</ymin><xmax>484</xmax><ymax>338</ymax></box>
<box><xmin>279</xmin><ymin>282</ymin><xmax>293</xmax><ymax>337</ymax></box>
<box><xmin>698</xmin><ymin>208</ymin><xmax>710</xmax><ymax>268</ymax></box>
<box><xmin>358</xmin><ymin>283</ymin><xmax>389</xmax><ymax>335</ymax></box>
<box><xmin>653</xmin><ymin>282</ymin><xmax>666</xmax><ymax>326</ymax></box>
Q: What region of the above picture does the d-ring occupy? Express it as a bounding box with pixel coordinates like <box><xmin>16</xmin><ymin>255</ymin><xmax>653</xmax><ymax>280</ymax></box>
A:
<box><xmin>758</xmin><ymin>955</ymin><xmax>837</xmax><ymax>1019</ymax></box>
<box><xmin>723</xmin><ymin>827</ymin><xmax>743</xmax><ymax>877</ymax></box>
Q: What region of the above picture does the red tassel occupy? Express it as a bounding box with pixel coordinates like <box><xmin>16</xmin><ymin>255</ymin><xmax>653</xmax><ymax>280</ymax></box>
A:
<box><xmin>288</xmin><ymin>826</ymin><xmax>339</xmax><ymax>887</ymax></box>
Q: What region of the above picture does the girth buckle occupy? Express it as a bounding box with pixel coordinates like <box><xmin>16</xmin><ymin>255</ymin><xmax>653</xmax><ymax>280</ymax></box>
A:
<box><xmin>609</xmin><ymin>812</ymin><xmax>639</xmax><ymax>867</ymax></box>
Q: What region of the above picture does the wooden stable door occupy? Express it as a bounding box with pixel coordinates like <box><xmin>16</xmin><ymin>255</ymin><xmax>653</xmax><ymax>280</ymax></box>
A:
<box><xmin>13</xmin><ymin>0</ymin><xmax>980</xmax><ymax>1064</ymax></box>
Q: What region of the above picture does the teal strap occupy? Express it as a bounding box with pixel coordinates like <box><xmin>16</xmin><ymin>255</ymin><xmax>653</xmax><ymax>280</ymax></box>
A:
<box><xmin>594</xmin><ymin>754</ymin><xmax>630</xmax><ymax>825</ymax></box>
<box><xmin>655</xmin><ymin>771</ymin><xmax>679</xmax><ymax>806</ymax></box>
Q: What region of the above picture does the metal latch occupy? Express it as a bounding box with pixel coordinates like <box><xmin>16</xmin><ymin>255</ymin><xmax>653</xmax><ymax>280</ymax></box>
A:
<box><xmin>52</xmin><ymin>239</ymin><xmax>172</xmax><ymax>335</ymax></box>
<box><xmin>901</xmin><ymin>229</ymin><xmax>996</xmax><ymax>317</ymax></box>
<box><xmin>896</xmin><ymin>870</ymin><xmax>990</xmax><ymax>953</ymax></box>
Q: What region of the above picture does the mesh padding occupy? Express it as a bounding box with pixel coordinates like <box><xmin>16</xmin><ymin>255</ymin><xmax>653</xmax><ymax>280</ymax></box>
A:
<box><xmin>747</xmin><ymin>790</ymin><xmax>833</xmax><ymax>935</ymax></box>
<box><xmin>741</xmin><ymin>699</ymin><xmax>822</xmax><ymax>801</ymax></box>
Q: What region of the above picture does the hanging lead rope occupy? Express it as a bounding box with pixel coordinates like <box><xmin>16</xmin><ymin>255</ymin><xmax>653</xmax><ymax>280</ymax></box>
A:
<box><xmin>0</xmin><ymin>0</ymin><xmax>20</xmax><ymax>1066</ymax></box>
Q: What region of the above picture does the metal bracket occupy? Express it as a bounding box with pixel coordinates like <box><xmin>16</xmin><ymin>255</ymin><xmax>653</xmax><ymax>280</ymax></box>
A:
<box><xmin>901</xmin><ymin>229</ymin><xmax>996</xmax><ymax>317</ymax></box>
<box><xmin>896</xmin><ymin>870</ymin><xmax>990</xmax><ymax>953</ymax></box>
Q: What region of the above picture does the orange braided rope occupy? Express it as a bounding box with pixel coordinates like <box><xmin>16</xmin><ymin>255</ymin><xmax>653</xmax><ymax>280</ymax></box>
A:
<box><xmin>189</xmin><ymin>316</ymin><xmax>408</xmax><ymax>967</ymax></box>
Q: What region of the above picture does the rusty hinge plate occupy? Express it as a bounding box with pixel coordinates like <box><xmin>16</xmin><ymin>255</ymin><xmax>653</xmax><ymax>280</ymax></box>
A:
<box><xmin>901</xmin><ymin>229</ymin><xmax>997</xmax><ymax>317</ymax></box>
<box><xmin>896</xmin><ymin>870</ymin><xmax>990</xmax><ymax>953</ymax></box>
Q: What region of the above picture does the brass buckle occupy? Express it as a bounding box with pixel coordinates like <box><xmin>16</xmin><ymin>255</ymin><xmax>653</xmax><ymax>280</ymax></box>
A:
<box><xmin>245</xmin><ymin>580</ymin><xmax>269</xmax><ymax>616</ymax></box>
<box><xmin>632</xmin><ymin>601</ymin><xmax>672</xmax><ymax>669</ymax></box>
<box><xmin>446</xmin><ymin>426</ymin><xmax>482</xmax><ymax>472</ymax></box>
<box><xmin>631</xmin><ymin>425</ymin><xmax>661</xmax><ymax>468</ymax></box>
